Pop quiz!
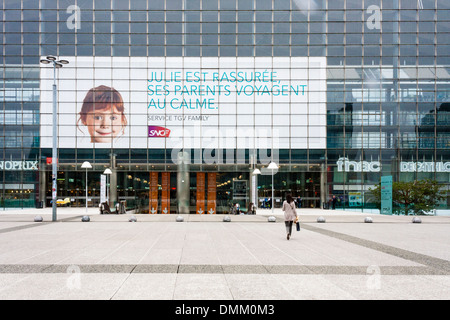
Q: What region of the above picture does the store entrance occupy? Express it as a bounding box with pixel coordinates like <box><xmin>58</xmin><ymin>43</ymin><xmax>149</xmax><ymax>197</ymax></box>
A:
<box><xmin>214</xmin><ymin>172</ymin><xmax>250</xmax><ymax>214</ymax></box>
<box><xmin>196</xmin><ymin>169</ymin><xmax>322</xmax><ymax>213</ymax></box>
<box><xmin>44</xmin><ymin>167</ymin><xmax>322</xmax><ymax>213</ymax></box>
<box><xmin>257</xmin><ymin>170</ymin><xmax>321</xmax><ymax>209</ymax></box>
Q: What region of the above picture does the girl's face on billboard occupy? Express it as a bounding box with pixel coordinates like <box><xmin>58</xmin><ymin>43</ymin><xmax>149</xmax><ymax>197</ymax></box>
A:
<box><xmin>85</xmin><ymin>105</ymin><xmax>124</xmax><ymax>143</ymax></box>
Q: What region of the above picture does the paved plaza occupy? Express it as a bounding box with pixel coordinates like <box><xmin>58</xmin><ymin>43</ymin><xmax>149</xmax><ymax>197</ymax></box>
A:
<box><xmin>0</xmin><ymin>207</ymin><xmax>449</xmax><ymax>300</ymax></box>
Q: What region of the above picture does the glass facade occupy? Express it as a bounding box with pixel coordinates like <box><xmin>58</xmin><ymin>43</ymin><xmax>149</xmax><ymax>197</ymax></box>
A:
<box><xmin>1</xmin><ymin>0</ymin><xmax>449</xmax><ymax>213</ymax></box>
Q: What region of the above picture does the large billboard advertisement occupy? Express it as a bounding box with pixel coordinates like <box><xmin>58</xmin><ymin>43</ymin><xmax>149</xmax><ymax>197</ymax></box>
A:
<box><xmin>40</xmin><ymin>57</ymin><xmax>326</xmax><ymax>150</ymax></box>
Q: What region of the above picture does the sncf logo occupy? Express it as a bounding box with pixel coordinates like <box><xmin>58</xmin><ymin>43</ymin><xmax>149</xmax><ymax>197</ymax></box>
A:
<box><xmin>148</xmin><ymin>126</ymin><xmax>171</xmax><ymax>138</ymax></box>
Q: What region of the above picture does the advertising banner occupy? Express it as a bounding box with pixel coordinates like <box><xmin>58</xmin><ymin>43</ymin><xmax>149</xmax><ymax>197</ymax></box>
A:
<box><xmin>40</xmin><ymin>57</ymin><xmax>326</xmax><ymax>151</ymax></box>
<box><xmin>149</xmin><ymin>172</ymin><xmax>158</xmax><ymax>214</ymax></box>
<box><xmin>196</xmin><ymin>172</ymin><xmax>205</xmax><ymax>214</ymax></box>
<box><xmin>207</xmin><ymin>173</ymin><xmax>216</xmax><ymax>214</ymax></box>
<box><xmin>381</xmin><ymin>176</ymin><xmax>393</xmax><ymax>215</ymax></box>
<box><xmin>100</xmin><ymin>174</ymin><xmax>106</xmax><ymax>204</ymax></box>
<box><xmin>161</xmin><ymin>172</ymin><xmax>170</xmax><ymax>214</ymax></box>
<box><xmin>348</xmin><ymin>192</ymin><xmax>362</xmax><ymax>207</ymax></box>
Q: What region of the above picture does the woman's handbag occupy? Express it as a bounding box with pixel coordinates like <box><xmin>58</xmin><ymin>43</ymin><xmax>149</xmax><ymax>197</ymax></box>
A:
<box><xmin>296</xmin><ymin>221</ymin><xmax>300</xmax><ymax>231</ymax></box>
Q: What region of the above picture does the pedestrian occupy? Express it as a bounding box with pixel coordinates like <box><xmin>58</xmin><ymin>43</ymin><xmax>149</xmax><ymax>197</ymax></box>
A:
<box><xmin>230</xmin><ymin>202</ymin><xmax>236</xmax><ymax>215</ymax></box>
<box><xmin>332</xmin><ymin>195</ymin><xmax>337</xmax><ymax>210</ymax></box>
<box><xmin>248</xmin><ymin>202</ymin><xmax>256</xmax><ymax>215</ymax></box>
<box><xmin>296</xmin><ymin>196</ymin><xmax>302</xmax><ymax>208</ymax></box>
<box><xmin>282</xmin><ymin>194</ymin><xmax>298</xmax><ymax>240</ymax></box>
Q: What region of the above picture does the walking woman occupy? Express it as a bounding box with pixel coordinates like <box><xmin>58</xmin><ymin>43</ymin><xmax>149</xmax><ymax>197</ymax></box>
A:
<box><xmin>282</xmin><ymin>194</ymin><xmax>298</xmax><ymax>240</ymax></box>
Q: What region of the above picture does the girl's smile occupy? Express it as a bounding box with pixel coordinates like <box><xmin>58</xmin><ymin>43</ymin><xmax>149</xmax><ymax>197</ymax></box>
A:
<box><xmin>85</xmin><ymin>107</ymin><xmax>124</xmax><ymax>143</ymax></box>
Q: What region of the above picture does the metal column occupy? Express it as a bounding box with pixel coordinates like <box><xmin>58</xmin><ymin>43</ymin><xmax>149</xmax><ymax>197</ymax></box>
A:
<box><xmin>177</xmin><ymin>151</ymin><xmax>190</xmax><ymax>214</ymax></box>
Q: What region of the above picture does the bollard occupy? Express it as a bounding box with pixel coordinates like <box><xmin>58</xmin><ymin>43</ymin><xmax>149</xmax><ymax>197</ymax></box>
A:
<box><xmin>317</xmin><ymin>216</ymin><xmax>326</xmax><ymax>223</ymax></box>
<box><xmin>268</xmin><ymin>216</ymin><xmax>276</xmax><ymax>222</ymax></box>
<box><xmin>412</xmin><ymin>217</ymin><xmax>422</xmax><ymax>224</ymax></box>
<box><xmin>81</xmin><ymin>215</ymin><xmax>90</xmax><ymax>222</ymax></box>
<box><xmin>34</xmin><ymin>215</ymin><xmax>43</xmax><ymax>222</ymax></box>
<box><xmin>364</xmin><ymin>217</ymin><xmax>373</xmax><ymax>223</ymax></box>
<box><xmin>223</xmin><ymin>216</ymin><xmax>231</xmax><ymax>222</ymax></box>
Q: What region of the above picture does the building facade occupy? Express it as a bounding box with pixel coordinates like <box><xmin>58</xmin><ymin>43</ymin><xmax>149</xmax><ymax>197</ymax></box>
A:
<box><xmin>1</xmin><ymin>0</ymin><xmax>449</xmax><ymax>213</ymax></box>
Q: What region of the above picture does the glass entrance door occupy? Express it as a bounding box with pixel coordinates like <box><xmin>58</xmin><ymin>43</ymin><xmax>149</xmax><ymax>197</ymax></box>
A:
<box><xmin>257</xmin><ymin>170</ymin><xmax>321</xmax><ymax>209</ymax></box>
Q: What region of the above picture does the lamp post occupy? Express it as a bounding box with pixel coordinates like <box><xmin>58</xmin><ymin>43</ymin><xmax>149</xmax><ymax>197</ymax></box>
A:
<box><xmin>252</xmin><ymin>167</ymin><xmax>261</xmax><ymax>214</ymax></box>
<box><xmin>81</xmin><ymin>161</ymin><xmax>92</xmax><ymax>214</ymax></box>
<box><xmin>268</xmin><ymin>161</ymin><xmax>278</xmax><ymax>214</ymax></box>
<box><xmin>40</xmin><ymin>56</ymin><xmax>69</xmax><ymax>222</ymax></box>
<box><xmin>103</xmin><ymin>168</ymin><xmax>112</xmax><ymax>206</ymax></box>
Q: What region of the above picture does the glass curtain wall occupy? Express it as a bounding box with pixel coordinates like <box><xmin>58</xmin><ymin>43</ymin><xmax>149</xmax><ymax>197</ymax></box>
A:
<box><xmin>1</xmin><ymin>0</ymin><xmax>449</xmax><ymax>211</ymax></box>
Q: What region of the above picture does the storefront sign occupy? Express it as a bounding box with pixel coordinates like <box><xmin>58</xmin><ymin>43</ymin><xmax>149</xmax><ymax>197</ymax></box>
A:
<box><xmin>336</xmin><ymin>157</ymin><xmax>381</xmax><ymax>172</ymax></box>
<box><xmin>336</xmin><ymin>158</ymin><xmax>450</xmax><ymax>173</ymax></box>
<box><xmin>400</xmin><ymin>161</ymin><xmax>450</xmax><ymax>173</ymax></box>
<box><xmin>0</xmin><ymin>161</ymin><xmax>38</xmax><ymax>171</ymax></box>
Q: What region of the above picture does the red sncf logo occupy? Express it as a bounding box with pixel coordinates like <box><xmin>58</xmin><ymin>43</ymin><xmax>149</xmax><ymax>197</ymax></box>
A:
<box><xmin>148</xmin><ymin>126</ymin><xmax>171</xmax><ymax>137</ymax></box>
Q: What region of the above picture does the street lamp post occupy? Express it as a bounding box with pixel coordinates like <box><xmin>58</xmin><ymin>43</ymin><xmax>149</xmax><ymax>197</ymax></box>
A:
<box><xmin>252</xmin><ymin>167</ymin><xmax>261</xmax><ymax>215</ymax></box>
<box><xmin>40</xmin><ymin>56</ymin><xmax>69</xmax><ymax>222</ymax></box>
<box><xmin>81</xmin><ymin>161</ymin><xmax>92</xmax><ymax>214</ymax></box>
<box><xmin>268</xmin><ymin>161</ymin><xmax>278</xmax><ymax>214</ymax></box>
<box><xmin>103</xmin><ymin>168</ymin><xmax>112</xmax><ymax>206</ymax></box>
